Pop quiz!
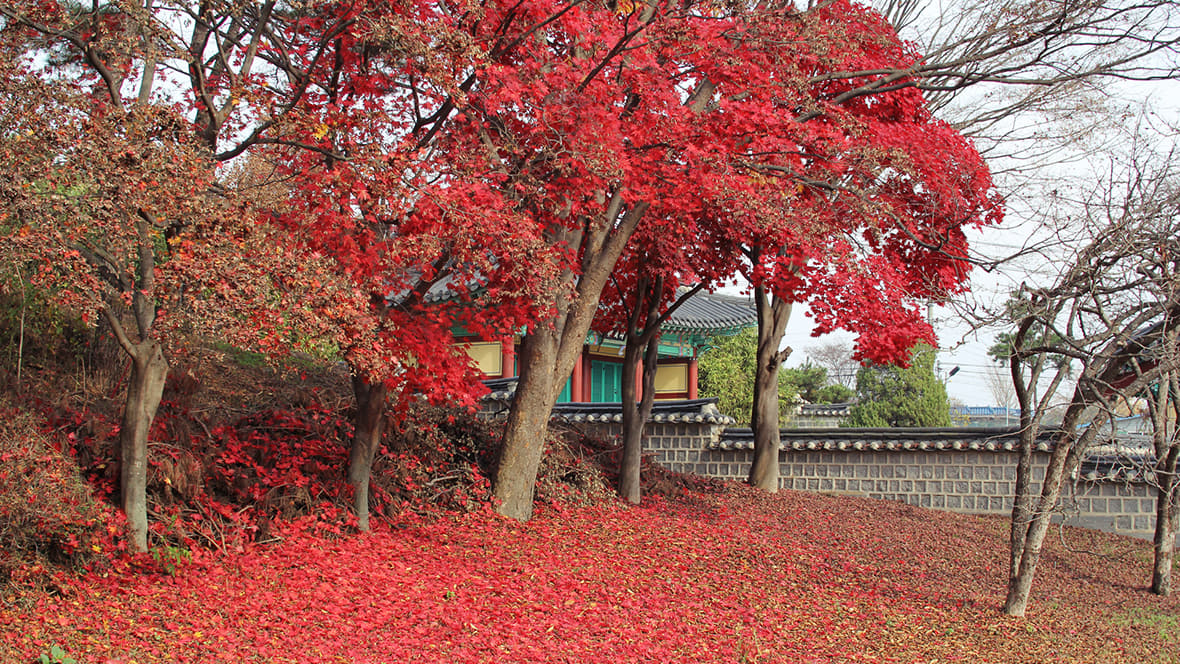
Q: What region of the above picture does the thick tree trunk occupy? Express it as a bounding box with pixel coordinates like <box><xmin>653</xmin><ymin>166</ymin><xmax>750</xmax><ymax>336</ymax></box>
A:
<box><xmin>619</xmin><ymin>333</ymin><xmax>659</xmax><ymax>504</ymax></box>
<box><xmin>619</xmin><ymin>341</ymin><xmax>643</xmax><ymax>504</ymax></box>
<box><xmin>748</xmin><ymin>358</ymin><xmax>782</xmax><ymax>491</ymax></box>
<box><xmin>118</xmin><ymin>339</ymin><xmax>168</xmax><ymax>553</ymax></box>
<box><xmin>493</xmin><ymin>200</ymin><xmax>648</xmax><ymax>521</ymax></box>
<box><xmin>349</xmin><ymin>375</ymin><xmax>387</xmax><ymax>532</ymax></box>
<box><xmin>748</xmin><ymin>287</ymin><xmax>792</xmax><ymax>492</ymax></box>
<box><xmin>493</xmin><ymin>331</ymin><xmax>560</xmax><ymax>521</ymax></box>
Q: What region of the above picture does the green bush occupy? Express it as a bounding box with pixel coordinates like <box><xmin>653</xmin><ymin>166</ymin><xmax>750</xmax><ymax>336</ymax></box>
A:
<box><xmin>0</xmin><ymin>282</ymin><xmax>90</xmax><ymax>370</ymax></box>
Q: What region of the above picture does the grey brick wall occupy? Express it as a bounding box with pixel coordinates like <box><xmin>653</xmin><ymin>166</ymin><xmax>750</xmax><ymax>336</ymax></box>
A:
<box><xmin>569</xmin><ymin>420</ymin><xmax>1172</xmax><ymax>542</ymax></box>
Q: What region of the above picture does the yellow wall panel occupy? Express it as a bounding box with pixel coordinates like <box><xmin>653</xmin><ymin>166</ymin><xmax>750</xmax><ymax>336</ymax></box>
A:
<box><xmin>462</xmin><ymin>341</ymin><xmax>503</xmax><ymax>376</ymax></box>
<box><xmin>654</xmin><ymin>363</ymin><xmax>688</xmax><ymax>394</ymax></box>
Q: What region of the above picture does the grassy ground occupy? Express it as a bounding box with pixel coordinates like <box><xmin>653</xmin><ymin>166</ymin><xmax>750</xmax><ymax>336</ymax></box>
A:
<box><xmin>2</xmin><ymin>485</ymin><xmax>1177</xmax><ymax>664</ymax></box>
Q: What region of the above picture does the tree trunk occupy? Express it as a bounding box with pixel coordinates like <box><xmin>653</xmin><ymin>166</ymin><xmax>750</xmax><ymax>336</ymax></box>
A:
<box><xmin>493</xmin><ymin>331</ymin><xmax>560</xmax><ymax>521</ymax></box>
<box><xmin>1003</xmin><ymin>414</ymin><xmax>1099</xmax><ymax>616</ymax></box>
<box><xmin>118</xmin><ymin>338</ymin><xmax>168</xmax><ymax>553</ymax></box>
<box><xmin>1150</xmin><ymin>377</ymin><xmax>1179</xmax><ymax>596</ymax></box>
<box><xmin>349</xmin><ymin>375</ymin><xmax>387</xmax><ymax>532</ymax></box>
<box><xmin>1006</xmin><ymin>395</ymin><xmax>1037</xmax><ymax>600</ymax></box>
<box><xmin>748</xmin><ymin>287</ymin><xmax>792</xmax><ymax>492</ymax></box>
<box><xmin>619</xmin><ymin>332</ymin><xmax>659</xmax><ymax>504</ymax></box>
<box><xmin>1006</xmin><ymin>427</ymin><xmax>1035</xmax><ymax>592</ymax></box>
<box><xmin>493</xmin><ymin>202</ymin><xmax>648</xmax><ymax>521</ymax></box>
<box><xmin>1002</xmin><ymin>430</ymin><xmax>1075</xmax><ymax>616</ymax></box>
<box><xmin>1151</xmin><ymin>476</ymin><xmax>1178</xmax><ymax>596</ymax></box>
<box><xmin>1006</xmin><ymin>337</ymin><xmax>1038</xmax><ymax>589</ymax></box>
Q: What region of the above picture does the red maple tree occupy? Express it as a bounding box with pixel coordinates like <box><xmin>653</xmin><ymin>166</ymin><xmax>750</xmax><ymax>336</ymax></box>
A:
<box><xmin>2</xmin><ymin>0</ymin><xmax>1000</xmax><ymax>532</ymax></box>
<box><xmin>442</xmin><ymin>0</ymin><xmax>1000</xmax><ymax>518</ymax></box>
<box><xmin>727</xmin><ymin>61</ymin><xmax>1002</xmax><ymax>490</ymax></box>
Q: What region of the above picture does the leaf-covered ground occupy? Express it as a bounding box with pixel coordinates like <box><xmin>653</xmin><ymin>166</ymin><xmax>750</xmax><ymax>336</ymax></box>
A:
<box><xmin>3</xmin><ymin>486</ymin><xmax>1177</xmax><ymax>664</ymax></box>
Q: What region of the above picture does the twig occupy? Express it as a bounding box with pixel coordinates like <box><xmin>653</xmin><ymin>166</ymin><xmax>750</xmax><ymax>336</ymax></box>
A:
<box><xmin>15</xmin><ymin>266</ymin><xmax>26</xmax><ymax>391</ymax></box>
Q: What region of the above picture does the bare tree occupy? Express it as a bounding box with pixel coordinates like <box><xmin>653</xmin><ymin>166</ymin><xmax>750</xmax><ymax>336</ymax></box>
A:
<box><xmin>883</xmin><ymin>1</ymin><xmax>1180</xmax><ymax>145</ymax></box>
<box><xmin>1105</xmin><ymin>323</ymin><xmax>1180</xmax><ymax>596</ymax></box>
<box><xmin>984</xmin><ymin>364</ymin><xmax>1017</xmax><ymax>416</ymax></box>
<box><xmin>999</xmin><ymin>142</ymin><xmax>1180</xmax><ymax>616</ymax></box>
<box><xmin>806</xmin><ymin>341</ymin><xmax>858</xmax><ymax>390</ymax></box>
<box><xmin>860</xmin><ymin>0</ymin><xmax>1180</xmax><ymax>616</ymax></box>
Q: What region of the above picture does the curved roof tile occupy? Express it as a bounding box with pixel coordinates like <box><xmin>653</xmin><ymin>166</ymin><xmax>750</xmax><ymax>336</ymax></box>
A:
<box><xmin>711</xmin><ymin>426</ymin><xmax>1057</xmax><ymax>452</ymax></box>
<box><xmin>664</xmin><ymin>291</ymin><xmax>757</xmax><ymax>333</ymax></box>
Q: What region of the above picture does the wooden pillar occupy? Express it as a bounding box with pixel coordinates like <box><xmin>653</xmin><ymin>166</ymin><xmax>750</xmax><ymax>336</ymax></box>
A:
<box><xmin>634</xmin><ymin>361</ymin><xmax>644</xmax><ymax>403</ymax></box>
<box><xmin>582</xmin><ymin>350</ymin><xmax>594</xmax><ymax>401</ymax></box>
<box><xmin>688</xmin><ymin>358</ymin><xmax>698</xmax><ymax>400</ymax></box>
<box><xmin>571</xmin><ymin>352</ymin><xmax>585</xmax><ymax>402</ymax></box>
<box><xmin>500</xmin><ymin>339</ymin><xmax>516</xmax><ymax>378</ymax></box>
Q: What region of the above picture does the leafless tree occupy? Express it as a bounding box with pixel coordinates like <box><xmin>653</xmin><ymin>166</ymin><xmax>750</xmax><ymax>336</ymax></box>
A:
<box><xmin>1144</xmin><ymin>344</ymin><xmax>1180</xmax><ymax>596</ymax></box>
<box><xmin>999</xmin><ymin>142</ymin><xmax>1180</xmax><ymax>616</ymax></box>
<box><xmin>806</xmin><ymin>341</ymin><xmax>858</xmax><ymax>389</ymax></box>
<box><xmin>984</xmin><ymin>364</ymin><xmax>1017</xmax><ymax>415</ymax></box>
<box><xmin>860</xmin><ymin>0</ymin><xmax>1180</xmax><ymax>617</ymax></box>
<box><xmin>1103</xmin><ymin>327</ymin><xmax>1180</xmax><ymax>596</ymax></box>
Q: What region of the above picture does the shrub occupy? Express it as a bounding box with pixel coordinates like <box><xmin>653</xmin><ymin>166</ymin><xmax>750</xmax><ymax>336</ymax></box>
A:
<box><xmin>0</xmin><ymin>397</ymin><xmax>112</xmax><ymax>593</ymax></box>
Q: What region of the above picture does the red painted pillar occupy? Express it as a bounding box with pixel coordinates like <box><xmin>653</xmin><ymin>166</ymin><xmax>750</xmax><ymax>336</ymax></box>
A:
<box><xmin>571</xmin><ymin>353</ymin><xmax>585</xmax><ymax>402</ymax></box>
<box><xmin>500</xmin><ymin>339</ymin><xmax>516</xmax><ymax>378</ymax></box>
<box><xmin>584</xmin><ymin>351</ymin><xmax>595</xmax><ymax>400</ymax></box>
<box><xmin>634</xmin><ymin>361</ymin><xmax>644</xmax><ymax>402</ymax></box>
<box><xmin>688</xmin><ymin>359</ymin><xmax>698</xmax><ymax>399</ymax></box>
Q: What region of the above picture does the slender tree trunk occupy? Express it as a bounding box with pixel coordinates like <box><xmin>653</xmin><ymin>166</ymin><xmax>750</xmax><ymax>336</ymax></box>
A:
<box><xmin>494</xmin><ymin>331</ymin><xmax>560</xmax><ymax>521</ymax></box>
<box><xmin>1151</xmin><ymin>475</ymin><xmax>1178</xmax><ymax>596</ymax></box>
<box><xmin>1002</xmin><ymin>446</ymin><xmax>1068</xmax><ymax>616</ymax></box>
<box><xmin>1003</xmin><ymin>430</ymin><xmax>1075</xmax><ymax>616</ymax></box>
<box><xmin>1007</xmin><ymin>426</ymin><xmax>1035</xmax><ymax>590</ymax></box>
<box><xmin>619</xmin><ymin>332</ymin><xmax>659</xmax><ymax>504</ymax></box>
<box><xmin>105</xmin><ymin>215</ymin><xmax>168</xmax><ymax>553</ymax></box>
<box><xmin>1002</xmin><ymin>316</ymin><xmax>1074</xmax><ymax>615</ymax></box>
<box><xmin>748</xmin><ymin>286</ymin><xmax>792</xmax><ymax>491</ymax></box>
<box><xmin>1150</xmin><ymin>377</ymin><xmax>1179</xmax><ymax>596</ymax></box>
<box><xmin>118</xmin><ymin>338</ymin><xmax>168</xmax><ymax>553</ymax></box>
<box><xmin>1003</xmin><ymin>415</ymin><xmax>1099</xmax><ymax>616</ymax></box>
<box><xmin>1006</xmin><ymin>349</ymin><xmax>1037</xmax><ymax>596</ymax></box>
<box><xmin>619</xmin><ymin>340</ymin><xmax>643</xmax><ymax>504</ymax></box>
<box><xmin>349</xmin><ymin>375</ymin><xmax>387</xmax><ymax>531</ymax></box>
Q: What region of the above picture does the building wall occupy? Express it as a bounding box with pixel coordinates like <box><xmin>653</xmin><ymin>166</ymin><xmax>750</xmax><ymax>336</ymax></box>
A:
<box><xmin>466</xmin><ymin>339</ymin><xmax>697</xmax><ymax>402</ymax></box>
<box><xmin>566</xmin><ymin>419</ymin><xmax>1171</xmax><ymax>542</ymax></box>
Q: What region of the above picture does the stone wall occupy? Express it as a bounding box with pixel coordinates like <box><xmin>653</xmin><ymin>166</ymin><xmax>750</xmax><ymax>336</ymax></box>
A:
<box><xmin>492</xmin><ymin>393</ymin><xmax>1169</xmax><ymax>542</ymax></box>
<box><xmin>560</xmin><ymin>410</ymin><xmax>1168</xmax><ymax>542</ymax></box>
<box><xmin>709</xmin><ymin>445</ymin><xmax>1160</xmax><ymax>539</ymax></box>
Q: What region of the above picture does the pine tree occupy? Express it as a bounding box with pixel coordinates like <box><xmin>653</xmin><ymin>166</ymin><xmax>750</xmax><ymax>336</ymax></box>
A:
<box><xmin>847</xmin><ymin>345</ymin><xmax>950</xmax><ymax>428</ymax></box>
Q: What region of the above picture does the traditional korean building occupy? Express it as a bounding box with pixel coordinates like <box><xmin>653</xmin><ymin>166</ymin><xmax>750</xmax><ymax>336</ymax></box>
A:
<box><xmin>458</xmin><ymin>291</ymin><xmax>756</xmax><ymax>403</ymax></box>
